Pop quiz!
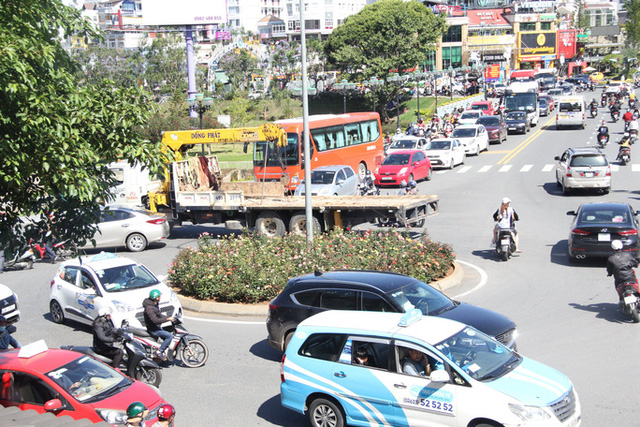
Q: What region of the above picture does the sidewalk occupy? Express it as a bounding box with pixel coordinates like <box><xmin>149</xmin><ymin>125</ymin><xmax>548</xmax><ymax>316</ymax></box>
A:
<box><xmin>178</xmin><ymin>261</ymin><xmax>465</xmax><ymax>317</ymax></box>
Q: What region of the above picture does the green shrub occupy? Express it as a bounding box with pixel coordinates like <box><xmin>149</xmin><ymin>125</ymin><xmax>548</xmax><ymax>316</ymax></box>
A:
<box><xmin>169</xmin><ymin>230</ymin><xmax>456</xmax><ymax>304</ymax></box>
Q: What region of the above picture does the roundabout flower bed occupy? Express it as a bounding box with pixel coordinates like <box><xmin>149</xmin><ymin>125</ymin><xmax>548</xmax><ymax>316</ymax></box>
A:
<box><xmin>169</xmin><ymin>229</ymin><xmax>455</xmax><ymax>304</ymax></box>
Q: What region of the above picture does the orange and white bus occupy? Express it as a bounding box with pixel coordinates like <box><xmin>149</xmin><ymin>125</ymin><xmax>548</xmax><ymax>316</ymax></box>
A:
<box><xmin>254</xmin><ymin>112</ymin><xmax>384</xmax><ymax>192</ymax></box>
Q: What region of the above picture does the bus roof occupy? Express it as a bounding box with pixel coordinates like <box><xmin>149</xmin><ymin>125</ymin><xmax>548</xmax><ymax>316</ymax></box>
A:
<box><xmin>275</xmin><ymin>112</ymin><xmax>380</xmax><ymax>131</ymax></box>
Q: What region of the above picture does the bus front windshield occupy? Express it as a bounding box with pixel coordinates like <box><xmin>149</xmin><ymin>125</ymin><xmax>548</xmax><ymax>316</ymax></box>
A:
<box><xmin>505</xmin><ymin>94</ymin><xmax>537</xmax><ymax>112</ymax></box>
<box><xmin>253</xmin><ymin>133</ymin><xmax>300</xmax><ymax>168</ymax></box>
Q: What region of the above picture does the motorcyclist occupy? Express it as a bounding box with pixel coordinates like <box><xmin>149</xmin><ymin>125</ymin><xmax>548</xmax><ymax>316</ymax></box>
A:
<box><xmin>0</xmin><ymin>315</ymin><xmax>20</xmax><ymax>350</ymax></box>
<box><xmin>617</xmin><ymin>138</ymin><xmax>631</xmax><ymax>162</ymax></box>
<box><xmin>416</xmin><ymin>118</ymin><xmax>427</xmax><ymax>131</ymax></box>
<box><xmin>606</xmin><ymin>240</ymin><xmax>639</xmax><ymax>304</ymax></box>
<box><xmin>407</xmin><ymin>180</ymin><xmax>418</xmax><ymax>195</ymax></box>
<box><xmin>492</xmin><ymin>197</ymin><xmax>520</xmax><ymax>252</ymax></box>
<box><xmin>611</xmin><ymin>101</ymin><xmax>620</xmax><ymax>120</ymax></box>
<box><xmin>143</xmin><ymin>289</ymin><xmax>174</xmax><ymax>362</ymax></box>
<box><xmin>125</xmin><ymin>402</ymin><xmax>148</xmax><ymax>427</ymax></box>
<box><xmin>598</xmin><ymin>119</ymin><xmax>609</xmax><ymax>140</ymax></box>
<box><xmin>623</xmin><ymin>109</ymin><xmax>633</xmax><ymax>124</ymax></box>
<box><xmin>590</xmin><ymin>98</ymin><xmax>599</xmax><ymax>109</ymax></box>
<box><xmin>397</xmin><ymin>180</ymin><xmax>409</xmax><ymax>195</ymax></box>
<box><xmin>92</xmin><ymin>306</ymin><xmax>124</xmax><ymax>368</ymax></box>
<box><xmin>151</xmin><ymin>403</ymin><xmax>176</xmax><ymax>427</ymax></box>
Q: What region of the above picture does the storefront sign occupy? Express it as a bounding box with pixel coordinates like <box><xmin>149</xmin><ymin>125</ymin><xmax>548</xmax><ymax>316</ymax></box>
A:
<box><xmin>215</xmin><ymin>31</ymin><xmax>231</xmax><ymax>40</ymax></box>
<box><xmin>516</xmin><ymin>13</ymin><xmax>538</xmax><ymax>23</ymax></box>
<box><xmin>468</xmin><ymin>34</ymin><xmax>515</xmax><ymax>46</ymax></box>
<box><xmin>430</xmin><ymin>4</ymin><xmax>462</xmax><ymax>14</ymax></box>
<box><xmin>557</xmin><ymin>29</ymin><xmax>577</xmax><ymax>59</ymax></box>
<box><xmin>519</xmin><ymin>31</ymin><xmax>557</xmax><ymax>57</ymax></box>
<box><xmin>540</xmin><ymin>13</ymin><xmax>556</xmax><ymax>21</ymax></box>
<box><xmin>483</xmin><ymin>53</ymin><xmax>506</xmax><ymax>62</ymax></box>
<box><xmin>520</xmin><ymin>1</ymin><xmax>555</xmax><ymax>11</ymax></box>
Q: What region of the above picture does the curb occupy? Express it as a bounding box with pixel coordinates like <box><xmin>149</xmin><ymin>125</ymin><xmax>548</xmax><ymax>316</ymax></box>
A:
<box><xmin>178</xmin><ymin>261</ymin><xmax>465</xmax><ymax>317</ymax></box>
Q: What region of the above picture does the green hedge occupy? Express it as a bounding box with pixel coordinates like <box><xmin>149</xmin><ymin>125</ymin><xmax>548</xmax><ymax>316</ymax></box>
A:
<box><xmin>169</xmin><ymin>230</ymin><xmax>456</xmax><ymax>304</ymax></box>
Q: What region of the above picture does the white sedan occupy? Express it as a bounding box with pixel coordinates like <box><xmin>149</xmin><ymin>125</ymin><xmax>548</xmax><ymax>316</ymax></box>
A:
<box><xmin>451</xmin><ymin>125</ymin><xmax>489</xmax><ymax>156</ymax></box>
<box><xmin>424</xmin><ymin>138</ymin><xmax>465</xmax><ymax>169</ymax></box>
<box><xmin>457</xmin><ymin>111</ymin><xmax>483</xmax><ymax>126</ymax></box>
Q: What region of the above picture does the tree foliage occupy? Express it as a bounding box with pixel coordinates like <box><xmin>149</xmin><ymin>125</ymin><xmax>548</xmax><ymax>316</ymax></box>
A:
<box><xmin>72</xmin><ymin>46</ymin><xmax>145</xmax><ymax>88</ymax></box>
<box><xmin>0</xmin><ymin>0</ymin><xmax>166</xmax><ymax>250</ymax></box>
<box><xmin>218</xmin><ymin>49</ymin><xmax>259</xmax><ymax>92</ymax></box>
<box><xmin>625</xmin><ymin>0</ymin><xmax>640</xmax><ymax>48</ymax></box>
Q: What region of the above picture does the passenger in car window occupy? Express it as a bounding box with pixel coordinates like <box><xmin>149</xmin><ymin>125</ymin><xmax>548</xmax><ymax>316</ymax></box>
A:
<box><xmin>402</xmin><ymin>349</ymin><xmax>432</xmax><ymax>377</ymax></box>
<box><xmin>354</xmin><ymin>346</ymin><xmax>370</xmax><ymax>366</ymax></box>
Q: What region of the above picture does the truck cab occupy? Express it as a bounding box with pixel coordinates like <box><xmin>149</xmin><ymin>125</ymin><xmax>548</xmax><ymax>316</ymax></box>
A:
<box><xmin>107</xmin><ymin>161</ymin><xmax>159</xmax><ymax>208</ymax></box>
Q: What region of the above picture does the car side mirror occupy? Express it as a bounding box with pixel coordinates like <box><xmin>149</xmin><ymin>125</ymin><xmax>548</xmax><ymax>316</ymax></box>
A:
<box><xmin>566</xmin><ymin>210</ymin><xmax>577</xmax><ymax>216</ymax></box>
<box><xmin>635</xmin><ymin>210</ymin><xmax>640</xmax><ymax>216</ymax></box>
<box><xmin>413</xmin><ymin>162</ymin><xmax>419</xmax><ymax>166</ymax></box>
<box><xmin>337</xmin><ymin>179</ymin><xmax>345</xmax><ymax>185</ymax></box>
<box><xmin>44</xmin><ymin>398</ymin><xmax>65</xmax><ymax>412</ymax></box>
<box><xmin>430</xmin><ymin>369</ymin><xmax>450</xmax><ymax>383</ymax></box>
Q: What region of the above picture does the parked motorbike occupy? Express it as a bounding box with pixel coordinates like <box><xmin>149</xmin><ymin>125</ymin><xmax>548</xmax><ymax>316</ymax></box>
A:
<box><xmin>590</xmin><ymin>105</ymin><xmax>598</xmax><ymax>118</ymax></box>
<box><xmin>62</xmin><ymin>325</ymin><xmax>162</xmax><ymax>387</ymax></box>
<box><xmin>31</xmin><ymin>239</ymin><xmax>76</xmax><ymax>262</ymax></box>
<box><xmin>2</xmin><ymin>246</ymin><xmax>36</xmax><ymax>271</ymax></box>
<box><xmin>129</xmin><ymin>315</ymin><xmax>209</xmax><ymax>368</ymax></box>
<box><xmin>495</xmin><ymin>227</ymin><xmax>516</xmax><ymax>261</ymax></box>
<box><xmin>617</xmin><ymin>282</ymin><xmax>640</xmax><ymax>322</ymax></box>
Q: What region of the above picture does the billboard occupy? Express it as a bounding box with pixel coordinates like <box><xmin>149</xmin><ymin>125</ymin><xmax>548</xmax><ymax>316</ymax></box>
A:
<box><xmin>142</xmin><ymin>0</ymin><xmax>228</xmax><ymax>26</ymax></box>
<box><xmin>519</xmin><ymin>31</ymin><xmax>556</xmax><ymax>58</ymax></box>
<box><xmin>557</xmin><ymin>29</ymin><xmax>577</xmax><ymax>59</ymax></box>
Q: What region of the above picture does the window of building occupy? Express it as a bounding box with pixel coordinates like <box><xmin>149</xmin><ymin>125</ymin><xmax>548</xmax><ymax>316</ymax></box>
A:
<box><xmin>443</xmin><ymin>25</ymin><xmax>462</xmax><ymax>43</ymax></box>
<box><xmin>540</xmin><ymin>22</ymin><xmax>551</xmax><ymax>30</ymax></box>
<box><xmin>305</xmin><ymin>20</ymin><xmax>320</xmax><ymax>30</ymax></box>
<box><xmin>442</xmin><ymin>46</ymin><xmax>462</xmax><ymax>69</ymax></box>
<box><xmin>423</xmin><ymin>51</ymin><xmax>436</xmax><ymax>72</ymax></box>
<box><xmin>520</xmin><ymin>22</ymin><xmax>536</xmax><ymax>31</ymax></box>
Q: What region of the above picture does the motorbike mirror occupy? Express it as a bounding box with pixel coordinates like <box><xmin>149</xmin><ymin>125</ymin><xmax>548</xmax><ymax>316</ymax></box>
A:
<box><xmin>635</xmin><ymin>210</ymin><xmax>640</xmax><ymax>216</ymax></box>
<box><xmin>566</xmin><ymin>210</ymin><xmax>577</xmax><ymax>216</ymax></box>
<box><xmin>44</xmin><ymin>398</ymin><xmax>65</xmax><ymax>412</ymax></box>
<box><xmin>554</xmin><ymin>156</ymin><xmax>561</xmax><ymax>161</ymax></box>
<box><xmin>121</xmin><ymin>319</ymin><xmax>129</xmax><ymax>327</ymax></box>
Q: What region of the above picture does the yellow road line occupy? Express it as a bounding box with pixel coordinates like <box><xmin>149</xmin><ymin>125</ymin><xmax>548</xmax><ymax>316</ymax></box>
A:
<box><xmin>497</xmin><ymin>116</ymin><xmax>556</xmax><ymax>165</ymax></box>
<box><xmin>485</xmin><ymin>150</ymin><xmax>511</xmax><ymax>154</ymax></box>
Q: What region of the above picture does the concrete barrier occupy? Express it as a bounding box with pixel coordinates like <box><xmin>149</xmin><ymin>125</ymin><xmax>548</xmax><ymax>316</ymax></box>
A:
<box><xmin>436</xmin><ymin>93</ymin><xmax>486</xmax><ymax>118</ymax></box>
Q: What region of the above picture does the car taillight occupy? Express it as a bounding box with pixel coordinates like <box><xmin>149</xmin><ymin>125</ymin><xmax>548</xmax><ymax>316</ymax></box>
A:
<box><xmin>572</xmin><ymin>228</ymin><xmax>591</xmax><ymax>236</ymax></box>
<box><xmin>280</xmin><ymin>354</ymin><xmax>286</xmax><ymax>383</ymax></box>
<box><xmin>619</xmin><ymin>229</ymin><xmax>638</xmax><ymax>236</ymax></box>
<box><xmin>50</xmin><ymin>280</ymin><xmax>55</xmax><ymax>289</ymax></box>
<box><xmin>147</xmin><ymin>218</ymin><xmax>166</xmax><ymax>225</ymax></box>
<box><xmin>566</xmin><ymin>167</ymin><xmax>572</xmax><ymax>177</ymax></box>
<box><xmin>268</xmin><ymin>303</ymin><xmax>279</xmax><ymax>312</ymax></box>
<box><xmin>606</xmin><ymin>166</ymin><xmax>611</xmax><ymax>176</ymax></box>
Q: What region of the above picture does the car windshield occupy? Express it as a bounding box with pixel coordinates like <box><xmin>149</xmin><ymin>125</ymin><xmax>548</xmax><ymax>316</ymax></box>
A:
<box><xmin>95</xmin><ymin>264</ymin><xmax>160</xmax><ymax>292</ymax></box>
<box><xmin>549</xmin><ymin>90</ymin><xmax>562</xmax><ymax>96</ymax></box>
<box><xmin>470</xmin><ymin>104</ymin><xmax>488</xmax><ymax>111</ymax></box>
<box><xmin>569</xmin><ymin>154</ymin><xmax>608</xmax><ymax>167</ymax></box>
<box><xmin>386</xmin><ymin>280</ymin><xmax>453</xmax><ymax>315</ymax></box>
<box><xmin>310</xmin><ymin>171</ymin><xmax>336</xmax><ymax>185</ymax></box>
<box><xmin>436</xmin><ymin>327</ymin><xmax>521</xmax><ymax>381</ymax></box>
<box><xmin>476</xmin><ymin>117</ymin><xmax>499</xmax><ymax>126</ymax></box>
<box><xmin>461</xmin><ymin>112</ymin><xmax>480</xmax><ymax>119</ymax></box>
<box><xmin>579</xmin><ymin>206</ymin><xmax>632</xmax><ymax>225</ymax></box>
<box><xmin>390</xmin><ymin>139</ymin><xmax>418</xmax><ymax>149</ymax></box>
<box><xmin>426</xmin><ymin>140</ymin><xmax>451</xmax><ymax>150</ymax></box>
<box><xmin>47</xmin><ymin>355</ymin><xmax>132</xmax><ymax>403</ymax></box>
<box><xmin>506</xmin><ymin>112</ymin><xmax>525</xmax><ymax>120</ymax></box>
<box><xmin>382</xmin><ymin>154</ymin><xmax>411</xmax><ymax>166</ymax></box>
<box><xmin>452</xmin><ymin>128</ymin><xmax>476</xmax><ymax>138</ymax></box>
<box><xmin>539</xmin><ymin>100</ymin><xmax>548</xmax><ymax>106</ymax></box>
<box><xmin>559</xmin><ymin>102</ymin><xmax>582</xmax><ymax>112</ymax></box>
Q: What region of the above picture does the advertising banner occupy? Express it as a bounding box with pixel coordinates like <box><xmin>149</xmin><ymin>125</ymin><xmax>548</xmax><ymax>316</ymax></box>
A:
<box><xmin>519</xmin><ymin>31</ymin><xmax>556</xmax><ymax>58</ymax></box>
<box><xmin>485</xmin><ymin>64</ymin><xmax>501</xmax><ymax>81</ymax></box>
<box><xmin>557</xmin><ymin>29</ymin><xmax>577</xmax><ymax>59</ymax></box>
<box><xmin>215</xmin><ymin>31</ymin><xmax>231</xmax><ymax>40</ymax></box>
<box><xmin>142</xmin><ymin>0</ymin><xmax>227</xmax><ymax>26</ymax></box>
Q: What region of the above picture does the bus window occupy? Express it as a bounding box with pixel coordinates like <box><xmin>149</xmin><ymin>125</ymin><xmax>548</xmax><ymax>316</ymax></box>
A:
<box><xmin>326</xmin><ymin>126</ymin><xmax>345</xmax><ymax>148</ymax></box>
<box><xmin>361</xmin><ymin>120</ymin><xmax>380</xmax><ymax>143</ymax></box>
<box><xmin>254</xmin><ymin>134</ymin><xmax>300</xmax><ymax>167</ymax></box>
<box><xmin>311</xmin><ymin>129</ymin><xmax>328</xmax><ymax>151</ymax></box>
<box><xmin>345</xmin><ymin>123</ymin><xmax>362</xmax><ymax>145</ymax></box>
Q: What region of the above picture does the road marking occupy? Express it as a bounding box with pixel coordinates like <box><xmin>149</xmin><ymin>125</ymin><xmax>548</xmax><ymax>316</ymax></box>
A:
<box><xmin>542</xmin><ymin>164</ymin><xmax>554</xmax><ymax>172</ymax></box>
<box><xmin>497</xmin><ymin>116</ymin><xmax>555</xmax><ymax>165</ymax></box>
<box><xmin>520</xmin><ymin>164</ymin><xmax>533</xmax><ymax>172</ymax></box>
<box><xmin>457</xmin><ymin>166</ymin><xmax>472</xmax><ymax>174</ymax></box>
<box><xmin>633</xmin><ymin>164</ymin><xmax>640</xmax><ymax>172</ymax></box>
<box><xmin>487</xmin><ymin>150</ymin><xmax>510</xmax><ymax>154</ymax></box>
<box><xmin>183</xmin><ymin>315</ymin><xmax>264</xmax><ymax>325</ymax></box>
<box><xmin>611</xmin><ymin>165</ymin><xmax>620</xmax><ymax>172</ymax></box>
<box><xmin>478</xmin><ymin>165</ymin><xmax>492</xmax><ymax>173</ymax></box>
<box><xmin>452</xmin><ymin>260</ymin><xmax>488</xmax><ymax>299</ymax></box>
<box><xmin>498</xmin><ymin>165</ymin><xmax>512</xmax><ymax>172</ymax></box>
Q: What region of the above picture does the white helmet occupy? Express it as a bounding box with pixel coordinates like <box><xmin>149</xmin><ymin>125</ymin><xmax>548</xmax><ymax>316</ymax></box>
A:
<box><xmin>611</xmin><ymin>240</ymin><xmax>623</xmax><ymax>251</ymax></box>
<box><xmin>98</xmin><ymin>306</ymin><xmax>113</xmax><ymax>317</ymax></box>
<box><xmin>501</xmin><ymin>197</ymin><xmax>511</xmax><ymax>204</ymax></box>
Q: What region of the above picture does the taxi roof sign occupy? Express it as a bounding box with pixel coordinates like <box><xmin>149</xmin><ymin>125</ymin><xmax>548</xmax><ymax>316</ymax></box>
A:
<box><xmin>18</xmin><ymin>340</ymin><xmax>48</xmax><ymax>358</ymax></box>
<box><xmin>90</xmin><ymin>252</ymin><xmax>118</xmax><ymax>262</ymax></box>
<box><xmin>398</xmin><ymin>308</ymin><xmax>423</xmax><ymax>327</ymax></box>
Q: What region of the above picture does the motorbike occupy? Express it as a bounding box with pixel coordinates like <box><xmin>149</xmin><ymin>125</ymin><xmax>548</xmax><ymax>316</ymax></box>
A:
<box><xmin>616</xmin><ymin>282</ymin><xmax>640</xmax><ymax>322</ymax></box>
<box><xmin>598</xmin><ymin>132</ymin><xmax>609</xmax><ymax>147</ymax></box>
<box><xmin>630</xmin><ymin>99</ymin><xmax>637</xmax><ymax>109</ymax></box>
<box><xmin>2</xmin><ymin>246</ymin><xmax>36</xmax><ymax>271</ymax></box>
<box><xmin>358</xmin><ymin>177</ymin><xmax>380</xmax><ymax>196</ymax></box>
<box><xmin>129</xmin><ymin>314</ymin><xmax>209</xmax><ymax>368</ymax></box>
<box><xmin>495</xmin><ymin>227</ymin><xmax>516</xmax><ymax>261</ymax></box>
<box><xmin>590</xmin><ymin>105</ymin><xmax>598</xmax><ymax>118</ymax></box>
<box><xmin>31</xmin><ymin>239</ymin><xmax>77</xmax><ymax>262</ymax></box>
<box><xmin>612</xmin><ymin>110</ymin><xmax>620</xmax><ymax>122</ymax></box>
<box><xmin>62</xmin><ymin>325</ymin><xmax>162</xmax><ymax>387</ymax></box>
<box><xmin>600</xmin><ymin>96</ymin><xmax>607</xmax><ymax>107</ymax></box>
<box><xmin>443</xmin><ymin>122</ymin><xmax>454</xmax><ymax>137</ymax></box>
<box><xmin>630</xmin><ymin>129</ymin><xmax>639</xmax><ymax>142</ymax></box>
<box><xmin>618</xmin><ymin>146</ymin><xmax>631</xmax><ymax>165</ymax></box>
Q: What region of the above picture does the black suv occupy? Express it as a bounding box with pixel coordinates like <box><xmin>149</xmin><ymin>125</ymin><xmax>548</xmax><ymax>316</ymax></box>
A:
<box><xmin>266</xmin><ymin>270</ymin><xmax>517</xmax><ymax>352</ymax></box>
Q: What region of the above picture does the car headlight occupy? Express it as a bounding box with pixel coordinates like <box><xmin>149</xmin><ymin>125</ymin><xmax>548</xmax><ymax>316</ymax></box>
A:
<box><xmin>96</xmin><ymin>408</ymin><xmax>127</xmax><ymax>424</ymax></box>
<box><xmin>508</xmin><ymin>403</ymin><xmax>551</xmax><ymax>422</ymax></box>
<box><xmin>112</xmin><ymin>300</ymin><xmax>134</xmax><ymax>312</ymax></box>
<box><xmin>399</xmin><ymin>167</ymin><xmax>408</xmax><ymax>175</ymax></box>
<box><xmin>169</xmin><ymin>290</ymin><xmax>179</xmax><ymax>304</ymax></box>
<box><xmin>291</xmin><ymin>174</ymin><xmax>299</xmax><ymax>184</ymax></box>
<box><xmin>375</xmin><ymin>168</ymin><xmax>379</xmax><ymax>174</ymax></box>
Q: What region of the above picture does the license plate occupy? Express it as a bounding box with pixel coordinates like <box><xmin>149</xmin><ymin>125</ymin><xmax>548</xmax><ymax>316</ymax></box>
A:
<box><xmin>500</xmin><ymin>238</ymin><xmax>510</xmax><ymax>245</ymax></box>
<box><xmin>598</xmin><ymin>233</ymin><xmax>610</xmax><ymax>241</ymax></box>
<box><xmin>2</xmin><ymin>304</ymin><xmax>15</xmax><ymax>314</ymax></box>
<box><xmin>508</xmin><ymin>127</ymin><xmax>516</xmax><ymax>130</ymax></box>
<box><xmin>624</xmin><ymin>295</ymin><xmax>636</xmax><ymax>305</ymax></box>
<box><xmin>561</xmin><ymin>115</ymin><xmax>568</xmax><ymax>119</ymax></box>
<box><xmin>381</xmin><ymin>177</ymin><xmax>392</xmax><ymax>181</ymax></box>
<box><xmin>584</xmin><ymin>172</ymin><xmax>594</xmax><ymax>177</ymax></box>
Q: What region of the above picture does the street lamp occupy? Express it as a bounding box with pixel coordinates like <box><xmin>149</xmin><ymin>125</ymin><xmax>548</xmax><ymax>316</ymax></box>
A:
<box><xmin>480</xmin><ymin>23</ymin><xmax>487</xmax><ymax>100</ymax></box>
<box><xmin>363</xmin><ymin>77</ymin><xmax>383</xmax><ymax>114</ymax></box>
<box><xmin>333</xmin><ymin>79</ymin><xmax>357</xmax><ymax>113</ymax></box>
<box><xmin>187</xmin><ymin>93</ymin><xmax>214</xmax><ymax>155</ymax></box>
<box><xmin>448</xmin><ymin>66</ymin><xmax>454</xmax><ymax>101</ymax></box>
<box><xmin>290</xmin><ymin>85</ymin><xmax>318</xmax><ymax>97</ymax></box>
<box><xmin>432</xmin><ymin>72</ymin><xmax>439</xmax><ymax>119</ymax></box>
<box><xmin>387</xmin><ymin>73</ymin><xmax>407</xmax><ymax>131</ymax></box>
<box><xmin>412</xmin><ymin>70</ymin><xmax>427</xmax><ymax>120</ymax></box>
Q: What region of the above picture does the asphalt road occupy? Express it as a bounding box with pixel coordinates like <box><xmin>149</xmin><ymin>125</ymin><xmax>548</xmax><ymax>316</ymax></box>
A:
<box><xmin>3</xmin><ymin>101</ymin><xmax>640</xmax><ymax>426</ymax></box>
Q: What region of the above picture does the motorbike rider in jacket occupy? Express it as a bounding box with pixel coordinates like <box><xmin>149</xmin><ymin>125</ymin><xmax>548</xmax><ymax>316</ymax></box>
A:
<box><xmin>0</xmin><ymin>315</ymin><xmax>20</xmax><ymax>350</ymax></box>
<box><xmin>143</xmin><ymin>289</ymin><xmax>174</xmax><ymax>361</ymax></box>
<box><xmin>606</xmin><ymin>240</ymin><xmax>640</xmax><ymax>303</ymax></box>
<box><xmin>492</xmin><ymin>197</ymin><xmax>520</xmax><ymax>252</ymax></box>
<box><xmin>92</xmin><ymin>306</ymin><xmax>124</xmax><ymax>368</ymax></box>
<box><xmin>598</xmin><ymin>119</ymin><xmax>609</xmax><ymax>140</ymax></box>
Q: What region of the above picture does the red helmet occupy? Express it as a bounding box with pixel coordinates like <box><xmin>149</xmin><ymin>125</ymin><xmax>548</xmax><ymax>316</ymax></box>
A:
<box><xmin>157</xmin><ymin>404</ymin><xmax>176</xmax><ymax>420</ymax></box>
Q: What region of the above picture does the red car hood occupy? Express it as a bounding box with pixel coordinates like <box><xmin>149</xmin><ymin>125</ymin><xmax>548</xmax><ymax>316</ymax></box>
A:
<box><xmin>84</xmin><ymin>379</ymin><xmax>164</xmax><ymax>413</ymax></box>
<box><xmin>377</xmin><ymin>164</ymin><xmax>408</xmax><ymax>173</ymax></box>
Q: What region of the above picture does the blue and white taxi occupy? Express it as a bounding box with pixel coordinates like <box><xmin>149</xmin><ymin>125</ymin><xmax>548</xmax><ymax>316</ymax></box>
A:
<box><xmin>49</xmin><ymin>252</ymin><xmax>181</xmax><ymax>328</ymax></box>
<box><xmin>280</xmin><ymin>310</ymin><xmax>581</xmax><ymax>427</ymax></box>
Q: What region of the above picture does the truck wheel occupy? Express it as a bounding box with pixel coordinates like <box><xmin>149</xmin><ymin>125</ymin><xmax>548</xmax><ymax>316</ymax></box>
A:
<box><xmin>256</xmin><ymin>212</ymin><xmax>286</xmax><ymax>238</ymax></box>
<box><xmin>289</xmin><ymin>213</ymin><xmax>321</xmax><ymax>236</ymax></box>
<box><xmin>357</xmin><ymin>162</ymin><xmax>367</xmax><ymax>181</ymax></box>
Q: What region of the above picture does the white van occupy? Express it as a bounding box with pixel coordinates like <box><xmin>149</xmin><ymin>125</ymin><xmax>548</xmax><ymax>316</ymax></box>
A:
<box><xmin>556</xmin><ymin>96</ymin><xmax>586</xmax><ymax>130</ymax></box>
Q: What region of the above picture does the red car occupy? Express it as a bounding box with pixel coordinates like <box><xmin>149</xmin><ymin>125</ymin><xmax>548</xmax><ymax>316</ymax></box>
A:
<box><xmin>468</xmin><ymin>101</ymin><xmax>495</xmax><ymax>116</ymax></box>
<box><xmin>539</xmin><ymin>94</ymin><xmax>555</xmax><ymax>111</ymax></box>
<box><xmin>374</xmin><ymin>149</ymin><xmax>432</xmax><ymax>186</ymax></box>
<box><xmin>0</xmin><ymin>343</ymin><xmax>166</xmax><ymax>425</ymax></box>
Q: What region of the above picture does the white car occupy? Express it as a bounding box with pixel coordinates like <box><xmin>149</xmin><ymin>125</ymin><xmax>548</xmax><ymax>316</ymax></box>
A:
<box><xmin>457</xmin><ymin>110</ymin><xmax>482</xmax><ymax>126</ymax></box>
<box><xmin>385</xmin><ymin>136</ymin><xmax>428</xmax><ymax>155</ymax></box>
<box><xmin>0</xmin><ymin>283</ymin><xmax>20</xmax><ymax>325</ymax></box>
<box><xmin>49</xmin><ymin>252</ymin><xmax>182</xmax><ymax>329</ymax></box>
<box><xmin>546</xmin><ymin>88</ymin><xmax>564</xmax><ymax>104</ymax></box>
<box><xmin>424</xmin><ymin>138</ymin><xmax>465</xmax><ymax>169</ymax></box>
<box><xmin>451</xmin><ymin>125</ymin><xmax>489</xmax><ymax>156</ymax></box>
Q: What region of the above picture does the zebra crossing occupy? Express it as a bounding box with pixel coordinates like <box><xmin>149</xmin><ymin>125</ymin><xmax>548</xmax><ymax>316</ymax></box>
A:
<box><xmin>435</xmin><ymin>163</ymin><xmax>633</xmax><ymax>174</ymax></box>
